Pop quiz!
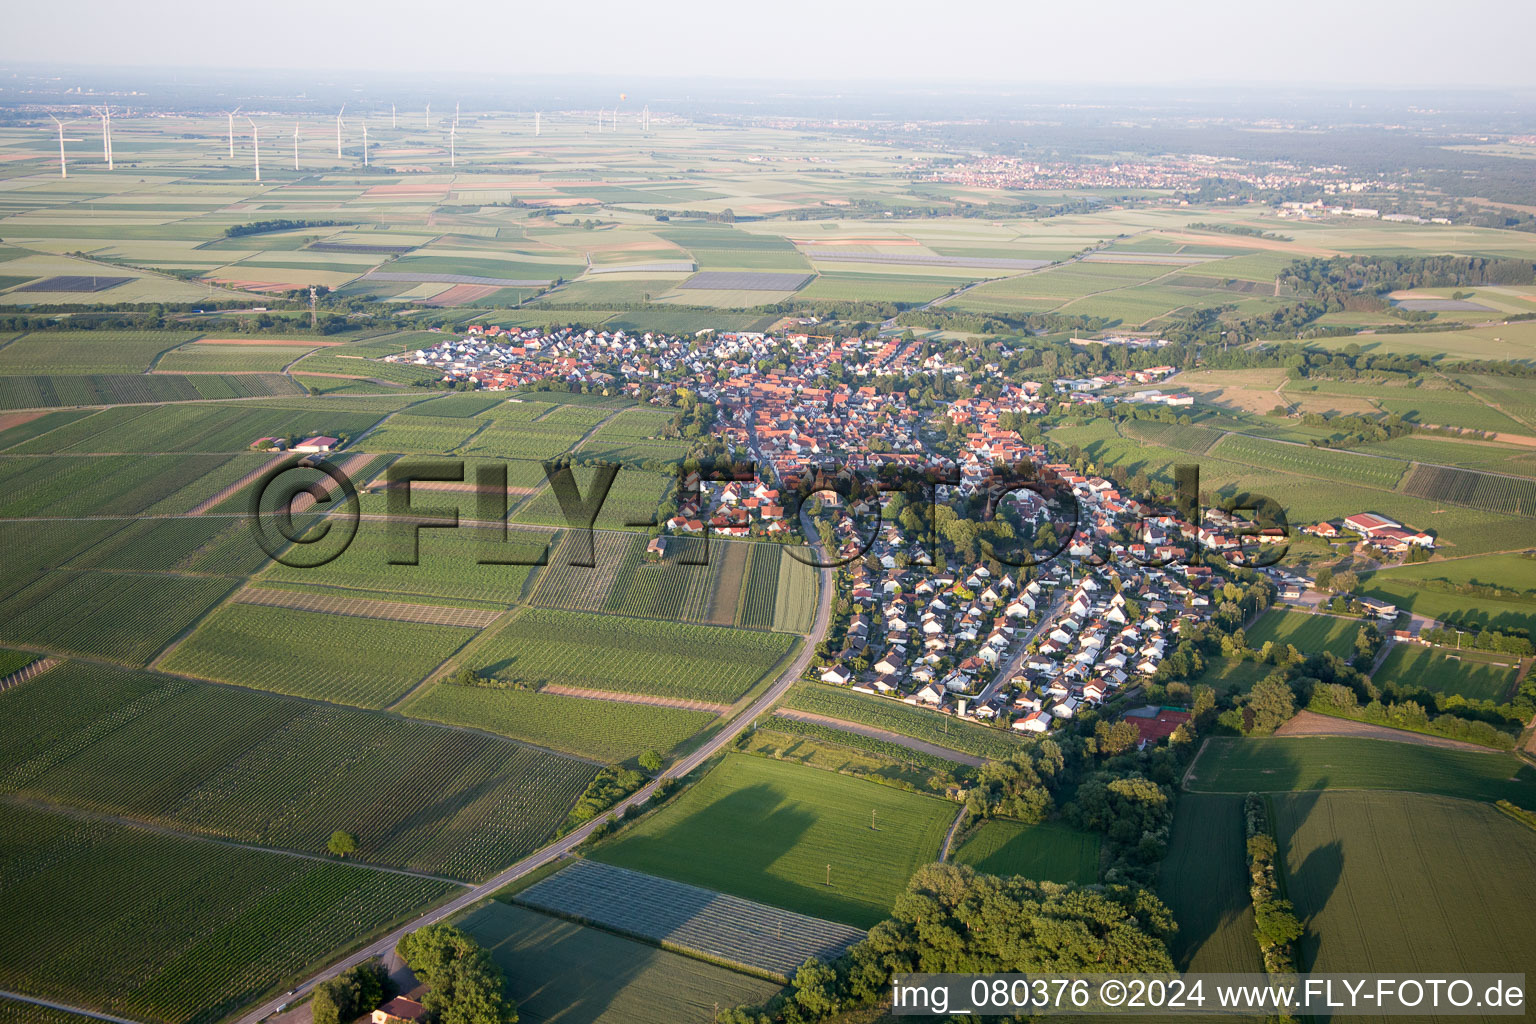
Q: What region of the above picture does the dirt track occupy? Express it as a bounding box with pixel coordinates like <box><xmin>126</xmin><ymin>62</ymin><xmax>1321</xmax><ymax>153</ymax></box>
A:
<box><xmin>1275</xmin><ymin>709</ymin><xmax>1499</xmax><ymax>752</ymax></box>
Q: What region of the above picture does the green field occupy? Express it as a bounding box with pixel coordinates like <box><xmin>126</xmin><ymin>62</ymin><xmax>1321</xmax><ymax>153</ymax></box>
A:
<box><xmin>1186</xmin><ymin>736</ymin><xmax>1536</xmax><ymax>804</ymax></box>
<box><xmin>592</xmin><ymin>754</ymin><xmax>956</xmax><ymax>927</ymax></box>
<box><xmin>0</xmin><ymin>801</ymin><xmax>456</xmax><ymax>1024</ymax></box>
<box><xmin>1273</xmin><ymin>791</ymin><xmax>1536</xmax><ymax>998</ymax></box>
<box><xmin>159</xmin><ymin>602</ymin><xmax>480</xmax><ymax>708</ymax></box>
<box><xmin>399</xmin><ymin>683</ymin><xmax>715</xmax><ymax>762</ymax></box>
<box><xmin>1357</xmin><ymin>576</ymin><xmax>1536</xmax><ymax>635</ymax></box>
<box><xmin>1156</xmin><ymin>794</ymin><xmax>1263</xmax><ymax>973</ymax></box>
<box><xmin>467</xmin><ymin>608</ymin><xmax>793</xmax><ymax>705</ymax></box>
<box><xmin>950</xmin><ymin>819</ymin><xmax>1101</xmax><ymax>884</ymax></box>
<box><xmin>0</xmin><ymin>660</ymin><xmax>595</xmax><ymax>880</ymax></box>
<box><xmin>458</xmin><ymin>901</ymin><xmax>783</xmax><ymax>1024</ymax></box>
<box><xmin>1187</xmin><ymin>655</ymin><xmax>1277</xmax><ymax>695</ymax></box>
<box><xmin>1244</xmin><ymin>609</ymin><xmax>1362</xmax><ymax>658</ymax></box>
<box><xmin>783</xmin><ymin>683</ymin><xmax>1023</xmax><ymax>760</ymax></box>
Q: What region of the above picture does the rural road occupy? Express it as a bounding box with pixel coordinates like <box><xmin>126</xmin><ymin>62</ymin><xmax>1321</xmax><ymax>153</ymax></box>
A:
<box><xmin>975</xmin><ymin>590</ymin><xmax>1067</xmax><ymax>706</ymax></box>
<box><xmin>234</xmin><ymin>506</ymin><xmax>834</xmax><ymax>1024</ymax></box>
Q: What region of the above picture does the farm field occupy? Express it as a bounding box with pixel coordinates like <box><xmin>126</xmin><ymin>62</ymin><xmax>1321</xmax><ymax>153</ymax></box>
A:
<box><xmin>1156</xmin><ymin>794</ymin><xmax>1263</xmax><ymax>974</ymax></box>
<box><xmin>0</xmin><ymin>661</ymin><xmax>596</xmax><ymax>880</ymax></box>
<box><xmin>458</xmin><ymin>901</ymin><xmax>783</xmax><ymax>1024</ymax></box>
<box><xmin>0</xmin><ymin>330</ymin><xmax>197</xmax><ymax>374</ymax></box>
<box><xmin>1187</xmin><ymin>655</ymin><xmax>1277</xmax><ymax>695</ymax></box>
<box><xmin>399</xmin><ymin>682</ymin><xmax>715</xmax><ymax>763</ymax></box>
<box><xmin>591</xmin><ymin>753</ymin><xmax>956</xmax><ymax>928</ymax></box>
<box><xmin>0</xmin><ymin>801</ymin><xmax>456</xmax><ymax>1024</ymax></box>
<box><xmin>1273</xmin><ymin>791</ymin><xmax>1536</xmax><ymax>993</ymax></box>
<box><xmin>467</xmin><ymin>608</ymin><xmax>794</xmax><ymax>705</ymax></box>
<box><xmin>772</xmin><ymin>552</ymin><xmax>820</xmax><ymax>634</ymax></box>
<box><xmin>514</xmin><ymin>859</ymin><xmax>866</xmax><ymax>979</ymax></box>
<box><xmin>159</xmin><ymin>602</ymin><xmax>481</xmax><ymax>708</ymax></box>
<box><xmin>1186</xmin><ymin>736</ymin><xmax>1536</xmax><ymax>804</ymax></box>
<box><xmin>949</xmin><ymin>819</ymin><xmax>1101</xmax><ymax>884</ymax></box>
<box><xmin>511</xmin><ymin>466</ymin><xmax>673</xmax><ymax>531</ymax></box>
<box><xmin>6</xmin><ymin>401</ymin><xmax>386</xmax><ymax>454</ymax></box>
<box><xmin>0</xmin><ymin>570</ymin><xmax>237</xmax><ymax>666</ymax></box>
<box><xmin>0</xmin><ymin>372</ymin><xmax>304</xmax><ymax>409</ymax></box>
<box><xmin>1373</xmin><ymin>643</ymin><xmax>1520</xmax><ymax>702</ymax></box>
<box><xmin>260</xmin><ymin>521</ymin><xmax>545</xmax><ymax>605</ymax></box>
<box><xmin>1244</xmin><ymin>609</ymin><xmax>1362</xmax><ymax>659</ymax></box>
<box><xmin>1399</xmin><ymin>462</ymin><xmax>1536</xmax><ymax>517</ymax></box>
<box><xmin>782</xmin><ymin>683</ymin><xmax>1024</xmax><ymax>760</ymax></box>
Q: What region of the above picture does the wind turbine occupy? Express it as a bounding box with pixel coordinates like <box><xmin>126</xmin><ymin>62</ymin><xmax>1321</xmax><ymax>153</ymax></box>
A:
<box><xmin>449</xmin><ymin>122</ymin><xmax>456</xmax><ymax>168</ymax></box>
<box><xmin>391</xmin><ymin>103</ymin><xmax>396</xmax><ymax>130</ymax></box>
<box><xmin>96</xmin><ymin>106</ymin><xmax>114</xmax><ymax>169</ymax></box>
<box><xmin>425</xmin><ymin>102</ymin><xmax>430</xmax><ymax>129</ymax></box>
<box><xmin>49</xmin><ymin>114</ymin><xmax>73</xmax><ymax>178</ymax></box>
<box><xmin>535</xmin><ymin>111</ymin><xmax>541</xmax><ymax>137</ymax></box>
<box><xmin>335</xmin><ymin>104</ymin><xmax>345</xmax><ymax>159</ymax></box>
<box><xmin>642</xmin><ymin>105</ymin><xmax>650</xmax><ymax>131</ymax></box>
<box><xmin>362</xmin><ymin>122</ymin><xmax>369</xmax><ymax>167</ymax></box>
<box><xmin>596</xmin><ymin>108</ymin><xmax>603</xmax><ymax>132</ymax></box>
<box><xmin>292</xmin><ymin>122</ymin><xmax>300</xmax><ymax>171</ymax></box>
<box><xmin>225</xmin><ymin>107</ymin><xmax>240</xmax><ymax>159</ymax></box>
<box><xmin>246</xmin><ymin>116</ymin><xmax>261</xmax><ymax>182</ymax></box>
<box><xmin>454</xmin><ymin>100</ymin><xmax>459</xmax><ymax>128</ymax></box>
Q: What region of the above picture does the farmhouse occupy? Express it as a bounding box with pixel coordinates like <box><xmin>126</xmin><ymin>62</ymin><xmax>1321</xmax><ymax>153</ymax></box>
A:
<box><xmin>293</xmin><ymin>435</ymin><xmax>340</xmax><ymax>453</ymax></box>
<box><xmin>373</xmin><ymin>997</ymin><xmax>428</xmax><ymax>1024</ymax></box>
<box><xmin>1122</xmin><ymin>706</ymin><xmax>1190</xmax><ymax>750</ymax></box>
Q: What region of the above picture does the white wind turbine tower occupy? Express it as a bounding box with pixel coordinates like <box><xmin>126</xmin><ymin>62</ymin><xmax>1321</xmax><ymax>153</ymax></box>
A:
<box><xmin>49</xmin><ymin>115</ymin><xmax>73</xmax><ymax>178</ymax></box>
<box><xmin>362</xmin><ymin>122</ymin><xmax>369</xmax><ymax>166</ymax></box>
<box><xmin>391</xmin><ymin>103</ymin><xmax>396</xmax><ymax>129</ymax></box>
<box><xmin>449</xmin><ymin>122</ymin><xmax>456</xmax><ymax>168</ymax></box>
<box><xmin>292</xmin><ymin>122</ymin><xmax>301</xmax><ymax>171</ymax></box>
<box><xmin>425</xmin><ymin>102</ymin><xmax>430</xmax><ymax>129</ymax></box>
<box><xmin>225</xmin><ymin>107</ymin><xmax>241</xmax><ymax>159</ymax></box>
<box><xmin>642</xmin><ymin>105</ymin><xmax>650</xmax><ymax>131</ymax></box>
<box><xmin>335</xmin><ymin>105</ymin><xmax>345</xmax><ymax>159</ymax></box>
<box><xmin>535</xmin><ymin>111</ymin><xmax>541</xmax><ymax>136</ymax></box>
<box><xmin>454</xmin><ymin>100</ymin><xmax>459</xmax><ymax>128</ymax></box>
<box><xmin>96</xmin><ymin>106</ymin><xmax>115</xmax><ymax>169</ymax></box>
<box><xmin>246</xmin><ymin>116</ymin><xmax>261</xmax><ymax>182</ymax></box>
<box><xmin>596</xmin><ymin>108</ymin><xmax>603</xmax><ymax>132</ymax></box>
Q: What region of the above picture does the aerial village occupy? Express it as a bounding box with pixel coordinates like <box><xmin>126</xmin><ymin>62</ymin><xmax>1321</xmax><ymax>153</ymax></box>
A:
<box><xmin>385</xmin><ymin>324</ymin><xmax>1435</xmax><ymax>741</ymax></box>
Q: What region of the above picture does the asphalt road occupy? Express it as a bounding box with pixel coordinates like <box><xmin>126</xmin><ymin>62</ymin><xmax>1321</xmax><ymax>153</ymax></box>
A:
<box><xmin>235</xmin><ymin>507</ymin><xmax>833</xmax><ymax>1024</ymax></box>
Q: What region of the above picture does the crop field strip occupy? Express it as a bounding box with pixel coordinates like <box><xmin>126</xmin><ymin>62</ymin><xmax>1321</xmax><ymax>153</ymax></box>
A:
<box><xmin>399</xmin><ymin>682</ymin><xmax>717</xmax><ymax>763</ymax></box>
<box><xmin>1156</xmin><ymin>794</ymin><xmax>1263</xmax><ymax>973</ymax></box>
<box><xmin>736</xmin><ymin>543</ymin><xmax>782</xmax><ymax>630</ymax></box>
<box><xmin>0</xmin><ymin>801</ymin><xmax>458</xmax><ymax>1024</ymax></box>
<box><xmin>1208</xmin><ymin>433</ymin><xmax>1408</xmax><ymax>489</ymax></box>
<box><xmin>783</xmin><ymin>683</ymin><xmax>1024</xmax><ymax>760</ymax></box>
<box><xmin>1400</xmin><ymin>462</ymin><xmax>1536</xmax><ymax>516</ymax></box>
<box><xmin>0</xmin><ymin>373</ymin><xmax>304</xmax><ymax>410</ymax></box>
<box><xmin>516</xmin><ymin>859</ymin><xmax>866</xmax><ymax>979</ymax></box>
<box><xmin>232</xmin><ymin>585</ymin><xmax>504</xmax><ymax>628</ymax></box>
<box><xmin>459</xmin><ymin>902</ymin><xmax>783</xmax><ymax>1024</ymax></box>
<box><xmin>159</xmin><ymin>602</ymin><xmax>483</xmax><ymax>708</ymax></box>
<box><xmin>0</xmin><ymin>660</ymin><xmax>597</xmax><ymax>880</ymax></box>
<box><xmin>469</xmin><ymin>607</ymin><xmax>795</xmax><ymax>705</ymax></box>
<box><xmin>259</xmin><ymin>522</ymin><xmax>545</xmax><ymax>605</ymax></box>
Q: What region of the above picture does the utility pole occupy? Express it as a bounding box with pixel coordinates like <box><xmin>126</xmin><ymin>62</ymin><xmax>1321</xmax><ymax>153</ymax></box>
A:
<box><xmin>825</xmin><ymin>863</ymin><xmax>831</xmax><ymax>887</ymax></box>
<box><xmin>871</xmin><ymin>809</ymin><xmax>878</xmax><ymax>830</ymax></box>
<box><xmin>309</xmin><ymin>284</ymin><xmax>318</xmax><ymax>331</ymax></box>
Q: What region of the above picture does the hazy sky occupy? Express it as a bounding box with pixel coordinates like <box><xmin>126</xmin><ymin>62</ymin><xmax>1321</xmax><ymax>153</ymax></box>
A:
<box><xmin>4</xmin><ymin>0</ymin><xmax>1535</xmax><ymax>89</ymax></box>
